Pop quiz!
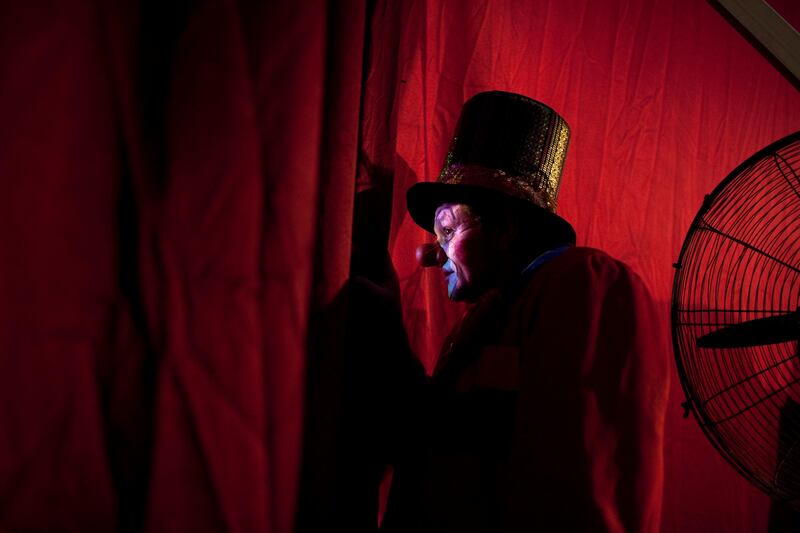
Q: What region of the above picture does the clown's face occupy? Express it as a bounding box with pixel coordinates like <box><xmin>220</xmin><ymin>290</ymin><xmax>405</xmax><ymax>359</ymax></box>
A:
<box><xmin>433</xmin><ymin>203</ymin><xmax>506</xmax><ymax>301</ymax></box>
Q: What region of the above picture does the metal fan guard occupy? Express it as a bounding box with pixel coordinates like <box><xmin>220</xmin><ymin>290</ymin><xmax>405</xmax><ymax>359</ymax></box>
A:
<box><xmin>672</xmin><ymin>130</ymin><xmax>800</xmax><ymax>509</ymax></box>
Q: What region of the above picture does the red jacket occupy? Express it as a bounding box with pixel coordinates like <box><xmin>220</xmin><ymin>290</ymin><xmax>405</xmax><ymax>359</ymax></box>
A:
<box><xmin>382</xmin><ymin>246</ymin><xmax>669</xmax><ymax>532</ymax></box>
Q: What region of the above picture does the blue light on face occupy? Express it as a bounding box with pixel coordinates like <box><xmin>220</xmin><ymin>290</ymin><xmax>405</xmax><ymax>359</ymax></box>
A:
<box><xmin>443</xmin><ymin>258</ymin><xmax>458</xmax><ymax>297</ymax></box>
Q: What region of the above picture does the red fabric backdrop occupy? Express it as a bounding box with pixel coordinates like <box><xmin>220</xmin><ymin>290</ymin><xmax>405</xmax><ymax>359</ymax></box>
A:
<box><xmin>1</xmin><ymin>1</ymin><xmax>363</xmax><ymax>532</ymax></box>
<box><xmin>1</xmin><ymin>1</ymin><xmax>798</xmax><ymax>532</ymax></box>
<box><xmin>360</xmin><ymin>1</ymin><xmax>800</xmax><ymax>531</ymax></box>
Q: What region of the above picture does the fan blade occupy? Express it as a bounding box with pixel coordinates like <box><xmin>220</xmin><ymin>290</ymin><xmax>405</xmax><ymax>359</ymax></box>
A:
<box><xmin>697</xmin><ymin>311</ymin><xmax>800</xmax><ymax>348</ymax></box>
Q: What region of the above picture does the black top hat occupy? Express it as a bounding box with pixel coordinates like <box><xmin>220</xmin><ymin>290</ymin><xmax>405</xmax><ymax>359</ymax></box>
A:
<box><xmin>406</xmin><ymin>91</ymin><xmax>575</xmax><ymax>244</ymax></box>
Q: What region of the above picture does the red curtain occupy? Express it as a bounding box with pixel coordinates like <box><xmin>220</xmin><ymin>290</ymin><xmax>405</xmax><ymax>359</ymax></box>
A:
<box><xmin>362</xmin><ymin>1</ymin><xmax>800</xmax><ymax>532</ymax></box>
<box><xmin>1</xmin><ymin>1</ymin><xmax>363</xmax><ymax>532</ymax></box>
<box><xmin>1</xmin><ymin>1</ymin><xmax>798</xmax><ymax>532</ymax></box>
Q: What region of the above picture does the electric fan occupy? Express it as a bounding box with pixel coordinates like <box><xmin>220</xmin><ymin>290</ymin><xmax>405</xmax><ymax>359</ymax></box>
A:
<box><xmin>672</xmin><ymin>130</ymin><xmax>800</xmax><ymax>509</ymax></box>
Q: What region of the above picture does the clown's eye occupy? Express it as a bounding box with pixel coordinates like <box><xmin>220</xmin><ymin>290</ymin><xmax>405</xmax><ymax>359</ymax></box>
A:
<box><xmin>436</xmin><ymin>226</ymin><xmax>455</xmax><ymax>247</ymax></box>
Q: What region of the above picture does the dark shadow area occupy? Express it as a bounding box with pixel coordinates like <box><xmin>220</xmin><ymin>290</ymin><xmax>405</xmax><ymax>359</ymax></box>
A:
<box><xmin>296</xmin><ymin>178</ymin><xmax>426</xmax><ymax>530</ymax></box>
<box><xmin>768</xmin><ymin>398</ymin><xmax>800</xmax><ymax>532</ymax></box>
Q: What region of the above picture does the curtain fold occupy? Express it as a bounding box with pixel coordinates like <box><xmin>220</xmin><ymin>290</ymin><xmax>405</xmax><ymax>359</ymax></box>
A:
<box><xmin>1</xmin><ymin>1</ymin><xmax>363</xmax><ymax>532</ymax></box>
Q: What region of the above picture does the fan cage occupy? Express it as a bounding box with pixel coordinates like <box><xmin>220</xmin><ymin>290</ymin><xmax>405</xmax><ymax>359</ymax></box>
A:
<box><xmin>672</xmin><ymin>130</ymin><xmax>800</xmax><ymax>508</ymax></box>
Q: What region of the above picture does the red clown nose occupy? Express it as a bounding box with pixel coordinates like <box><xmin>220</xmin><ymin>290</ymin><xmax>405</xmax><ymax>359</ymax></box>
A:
<box><xmin>416</xmin><ymin>242</ymin><xmax>447</xmax><ymax>268</ymax></box>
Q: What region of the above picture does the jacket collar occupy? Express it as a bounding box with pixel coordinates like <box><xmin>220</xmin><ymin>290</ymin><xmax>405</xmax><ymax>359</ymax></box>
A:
<box><xmin>432</xmin><ymin>244</ymin><xmax>573</xmax><ymax>381</ymax></box>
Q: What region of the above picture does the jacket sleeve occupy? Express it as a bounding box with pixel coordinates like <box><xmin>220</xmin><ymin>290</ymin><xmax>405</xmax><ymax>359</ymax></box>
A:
<box><xmin>500</xmin><ymin>250</ymin><xmax>669</xmax><ymax>532</ymax></box>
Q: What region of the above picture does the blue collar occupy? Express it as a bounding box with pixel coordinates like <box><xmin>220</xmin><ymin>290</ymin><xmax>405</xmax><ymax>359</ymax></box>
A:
<box><xmin>520</xmin><ymin>244</ymin><xmax>573</xmax><ymax>279</ymax></box>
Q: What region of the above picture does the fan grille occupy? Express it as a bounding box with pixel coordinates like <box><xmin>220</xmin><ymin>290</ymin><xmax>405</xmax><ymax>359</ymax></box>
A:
<box><xmin>672</xmin><ymin>131</ymin><xmax>800</xmax><ymax>507</ymax></box>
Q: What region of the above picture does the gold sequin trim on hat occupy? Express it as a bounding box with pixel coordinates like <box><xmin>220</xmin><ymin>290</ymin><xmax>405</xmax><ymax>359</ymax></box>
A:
<box><xmin>440</xmin><ymin>164</ymin><xmax>557</xmax><ymax>211</ymax></box>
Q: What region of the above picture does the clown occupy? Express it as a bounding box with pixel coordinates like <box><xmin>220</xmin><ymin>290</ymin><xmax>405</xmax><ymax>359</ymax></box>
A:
<box><xmin>379</xmin><ymin>91</ymin><xmax>670</xmax><ymax>532</ymax></box>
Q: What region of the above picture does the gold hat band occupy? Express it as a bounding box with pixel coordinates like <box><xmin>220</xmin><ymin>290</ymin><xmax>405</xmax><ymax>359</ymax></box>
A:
<box><xmin>439</xmin><ymin>164</ymin><xmax>557</xmax><ymax>212</ymax></box>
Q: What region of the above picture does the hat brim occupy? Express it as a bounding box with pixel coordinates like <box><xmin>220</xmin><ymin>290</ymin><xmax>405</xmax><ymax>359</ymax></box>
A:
<box><xmin>406</xmin><ymin>182</ymin><xmax>576</xmax><ymax>245</ymax></box>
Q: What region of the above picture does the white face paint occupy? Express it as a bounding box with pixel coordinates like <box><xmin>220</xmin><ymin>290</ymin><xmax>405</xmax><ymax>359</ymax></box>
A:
<box><xmin>433</xmin><ymin>203</ymin><xmax>503</xmax><ymax>301</ymax></box>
